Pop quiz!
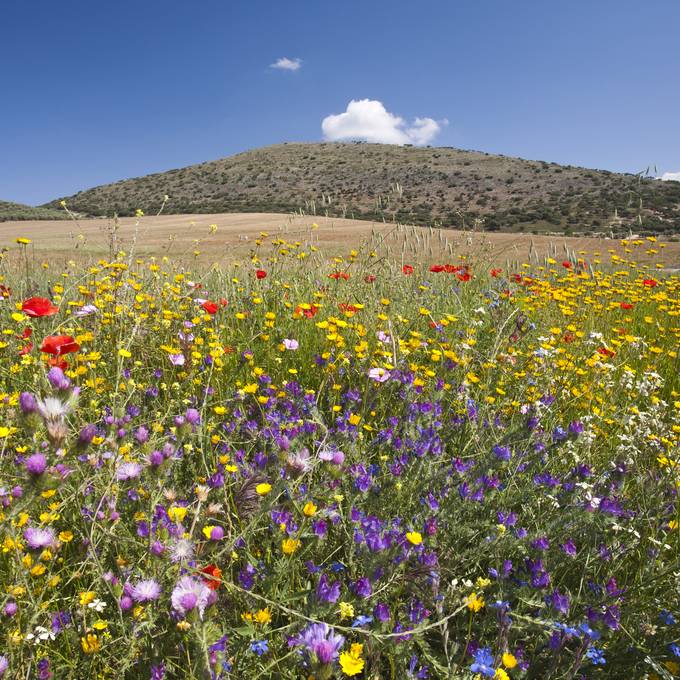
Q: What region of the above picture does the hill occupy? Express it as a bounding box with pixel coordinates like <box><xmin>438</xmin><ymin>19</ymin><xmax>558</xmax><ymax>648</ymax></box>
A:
<box><xmin>0</xmin><ymin>200</ymin><xmax>66</xmax><ymax>222</ymax></box>
<box><xmin>44</xmin><ymin>142</ymin><xmax>680</xmax><ymax>236</ymax></box>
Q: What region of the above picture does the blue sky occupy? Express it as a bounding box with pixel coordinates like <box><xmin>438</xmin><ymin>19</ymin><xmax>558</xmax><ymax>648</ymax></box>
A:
<box><xmin>1</xmin><ymin>0</ymin><xmax>679</xmax><ymax>205</ymax></box>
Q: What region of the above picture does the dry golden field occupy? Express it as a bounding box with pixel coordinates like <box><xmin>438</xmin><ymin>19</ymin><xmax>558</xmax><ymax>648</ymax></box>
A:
<box><xmin>1</xmin><ymin>212</ymin><xmax>678</xmax><ymax>269</ymax></box>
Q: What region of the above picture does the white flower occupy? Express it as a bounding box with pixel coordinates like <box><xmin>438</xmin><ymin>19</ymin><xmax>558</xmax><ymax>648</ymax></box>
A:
<box><xmin>36</xmin><ymin>396</ymin><xmax>70</xmax><ymax>421</ymax></box>
<box><xmin>26</xmin><ymin>626</ymin><xmax>55</xmax><ymax>644</ymax></box>
<box><xmin>88</xmin><ymin>598</ymin><xmax>107</xmax><ymax>612</ymax></box>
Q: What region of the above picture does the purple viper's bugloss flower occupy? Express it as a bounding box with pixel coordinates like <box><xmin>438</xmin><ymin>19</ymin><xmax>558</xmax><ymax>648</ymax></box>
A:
<box><xmin>352</xmin><ymin>577</ymin><xmax>372</xmax><ymax>598</ymax></box>
<box><xmin>291</xmin><ymin>623</ymin><xmax>345</xmax><ymax>665</ymax></box>
<box><xmin>316</xmin><ymin>573</ymin><xmax>341</xmax><ymax>603</ymax></box>
<box><xmin>78</xmin><ymin>424</ymin><xmax>97</xmax><ymax>446</ymax></box>
<box><xmin>492</xmin><ymin>444</ymin><xmax>512</xmax><ymax>461</ymax></box>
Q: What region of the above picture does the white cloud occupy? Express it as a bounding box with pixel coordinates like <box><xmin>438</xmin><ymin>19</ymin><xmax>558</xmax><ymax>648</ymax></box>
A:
<box><xmin>321</xmin><ymin>99</ymin><xmax>446</xmax><ymax>146</ymax></box>
<box><xmin>270</xmin><ymin>57</ymin><xmax>302</xmax><ymax>71</ymax></box>
<box><xmin>659</xmin><ymin>171</ymin><xmax>680</xmax><ymax>182</ymax></box>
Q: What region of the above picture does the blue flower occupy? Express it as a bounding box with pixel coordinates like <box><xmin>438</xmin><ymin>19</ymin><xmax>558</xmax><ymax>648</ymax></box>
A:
<box><xmin>586</xmin><ymin>646</ymin><xmax>606</xmax><ymax>665</ymax></box>
<box><xmin>352</xmin><ymin>615</ymin><xmax>374</xmax><ymax>628</ymax></box>
<box><xmin>250</xmin><ymin>640</ymin><xmax>269</xmax><ymax>656</ymax></box>
<box><xmin>579</xmin><ymin>622</ymin><xmax>600</xmax><ymax>640</ymax></box>
<box><xmin>669</xmin><ymin>643</ymin><xmax>680</xmax><ymax>658</ymax></box>
<box><xmin>660</xmin><ymin>609</ymin><xmax>676</xmax><ymax>625</ymax></box>
<box><xmin>470</xmin><ymin>647</ymin><xmax>495</xmax><ymax>677</ymax></box>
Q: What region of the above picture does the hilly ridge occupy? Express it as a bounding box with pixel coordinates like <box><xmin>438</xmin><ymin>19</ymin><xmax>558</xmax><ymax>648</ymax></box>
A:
<box><xmin>44</xmin><ymin>142</ymin><xmax>680</xmax><ymax>235</ymax></box>
<box><xmin>0</xmin><ymin>200</ymin><xmax>67</xmax><ymax>222</ymax></box>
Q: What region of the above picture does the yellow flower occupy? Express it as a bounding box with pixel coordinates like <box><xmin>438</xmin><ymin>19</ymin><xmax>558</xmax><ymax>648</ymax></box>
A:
<box><xmin>81</xmin><ymin>633</ymin><xmax>100</xmax><ymax>654</ymax></box>
<box><xmin>406</xmin><ymin>531</ymin><xmax>422</xmax><ymax>545</ymax></box>
<box><xmin>303</xmin><ymin>501</ymin><xmax>317</xmax><ymax>517</ymax></box>
<box><xmin>0</xmin><ymin>426</ymin><xmax>11</xmax><ymax>438</ymax></box>
<box><xmin>339</xmin><ymin>643</ymin><xmax>365</xmax><ymax>676</ymax></box>
<box><xmin>118</xmin><ymin>348</ymin><xmax>132</xmax><ymax>358</ymax></box>
<box><xmin>281</xmin><ymin>538</ymin><xmax>300</xmax><ymax>555</ymax></box>
<box><xmin>79</xmin><ymin>591</ymin><xmax>96</xmax><ymax>606</ymax></box>
<box><xmin>16</xmin><ymin>237</ymin><xmax>32</xmax><ymax>245</ymax></box>
<box><xmin>253</xmin><ymin>608</ymin><xmax>272</xmax><ymax>624</ymax></box>
<box><xmin>256</xmin><ymin>483</ymin><xmax>272</xmax><ymax>496</ymax></box>
<box><xmin>338</xmin><ymin>602</ymin><xmax>354</xmax><ymax>619</ymax></box>
<box><xmin>494</xmin><ymin>669</ymin><xmax>509</xmax><ymax>680</ymax></box>
<box><xmin>167</xmin><ymin>506</ymin><xmax>187</xmax><ymax>523</ymax></box>
<box><xmin>58</xmin><ymin>530</ymin><xmax>74</xmax><ymax>542</ymax></box>
<box><xmin>502</xmin><ymin>652</ymin><xmax>517</xmax><ymax>669</ymax></box>
<box><xmin>466</xmin><ymin>591</ymin><xmax>485</xmax><ymax>612</ymax></box>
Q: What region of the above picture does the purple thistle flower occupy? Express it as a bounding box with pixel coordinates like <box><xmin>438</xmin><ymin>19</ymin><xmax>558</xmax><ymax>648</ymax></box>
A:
<box><xmin>25</xmin><ymin>452</ymin><xmax>47</xmax><ymax>476</ymax></box>
<box><xmin>23</xmin><ymin>526</ymin><xmax>56</xmax><ymax>550</ymax></box>
<box><xmin>171</xmin><ymin>575</ymin><xmax>210</xmax><ymax>618</ymax></box>
<box><xmin>116</xmin><ymin>462</ymin><xmax>143</xmax><ymax>481</ymax></box>
<box><xmin>19</xmin><ymin>392</ymin><xmax>37</xmax><ymax>414</ymax></box>
<box><xmin>131</xmin><ymin>579</ymin><xmax>162</xmax><ymax>602</ymax></box>
<box><xmin>47</xmin><ymin>367</ymin><xmax>71</xmax><ymax>391</ymax></box>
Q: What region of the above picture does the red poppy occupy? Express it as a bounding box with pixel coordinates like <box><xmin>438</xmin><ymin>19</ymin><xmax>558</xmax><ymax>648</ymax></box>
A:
<box><xmin>295</xmin><ymin>304</ymin><xmax>319</xmax><ymax>319</ymax></box>
<box><xmin>40</xmin><ymin>335</ymin><xmax>80</xmax><ymax>356</ymax></box>
<box><xmin>643</xmin><ymin>279</ymin><xmax>658</xmax><ymax>287</ymax></box>
<box><xmin>511</xmin><ymin>274</ymin><xmax>523</xmax><ymax>283</ymax></box>
<box><xmin>429</xmin><ymin>264</ymin><xmax>445</xmax><ymax>273</ymax></box>
<box><xmin>562</xmin><ymin>261</ymin><xmax>572</xmax><ymax>269</ymax></box>
<box><xmin>200</xmin><ymin>564</ymin><xmax>223</xmax><ymax>591</ymax></box>
<box><xmin>364</xmin><ymin>275</ymin><xmax>376</xmax><ymax>283</ymax></box>
<box><xmin>255</xmin><ymin>269</ymin><xmax>267</xmax><ymax>279</ymax></box>
<box><xmin>402</xmin><ymin>265</ymin><xmax>414</xmax><ymax>275</ymax></box>
<box><xmin>339</xmin><ymin>303</ymin><xmax>358</xmax><ymax>313</ymax></box>
<box><xmin>219</xmin><ymin>298</ymin><xmax>228</xmax><ymax>307</ymax></box>
<box><xmin>444</xmin><ymin>264</ymin><xmax>461</xmax><ymax>273</ymax></box>
<box><xmin>620</xmin><ymin>302</ymin><xmax>634</xmax><ymax>310</ymax></box>
<box><xmin>456</xmin><ymin>271</ymin><xmax>471</xmax><ymax>282</ymax></box>
<box><xmin>48</xmin><ymin>357</ymin><xmax>69</xmax><ymax>370</ymax></box>
<box><xmin>597</xmin><ymin>347</ymin><xmax>616</xmax><ymax>358</ymax></box>
<box><xmin>21</xmin><ymin>297</ymin><xmax>59</xmax><ymax>317</ymax></box>
<box><xmin>329</xmin><ymin>271</ymin><xmax>350</xmax><ymax>280</ymax></box>
<box><xmin>490</xmin><ymin>268</ymin><xmax>503</xmax><ymax>278</ymax></box>
<box><xmin>201</xmin><ymin>301</ymin><xmax>219</xmax><ymax>314</ymax></box>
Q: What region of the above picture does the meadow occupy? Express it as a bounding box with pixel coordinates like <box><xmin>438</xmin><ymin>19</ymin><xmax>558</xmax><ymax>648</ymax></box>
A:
<box><xmin>0</xmin><ymin>218</ymin><xmax>678</xmax><ymax>679</ymax></box>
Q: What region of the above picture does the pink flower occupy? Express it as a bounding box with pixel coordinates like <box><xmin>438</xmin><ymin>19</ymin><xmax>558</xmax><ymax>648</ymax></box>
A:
<box><xmin>283</xmin><ymin>339</ymin><xmax>299</xmax><ymax>351</ymax></box>
<box><xmin>368</xmin><ymin>367</ymin><xmax>390</xmax><ymax>383</ymax></box>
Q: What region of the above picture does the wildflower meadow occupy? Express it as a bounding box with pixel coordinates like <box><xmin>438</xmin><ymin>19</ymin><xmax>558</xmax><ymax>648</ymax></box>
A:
<box><xmin>0</xmin><ymin>227</ymin><xmax>678</xmax><ymax>679</ymax></box>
